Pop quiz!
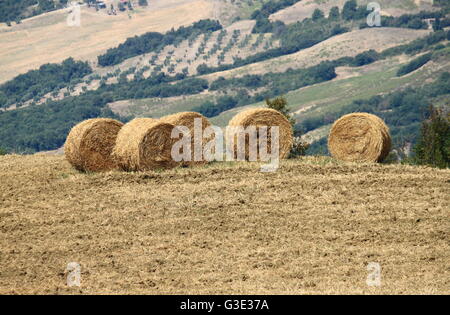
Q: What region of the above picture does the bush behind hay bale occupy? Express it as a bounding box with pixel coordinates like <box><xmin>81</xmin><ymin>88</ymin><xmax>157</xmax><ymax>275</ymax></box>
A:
<box><xmin>64</xmin><ymin>118</ymin><xmax>124</xmax><ymax>172</ymax></box>
<box><xmin>328</xmin><ymin>113</ymin><xmax>391</xmax><ymax>163</ymax></box>
<box><xmin>161</xmin><ymin>112</ymin><xmax>213</xmax><ymax>165</ymax></box>
<box><xmin>113</xmin><ymin>118</ymin><xmax>181</xmax><ymax>171</ymax></box>
<box><xmin>227</xmin><ymin>108</ymin><xmax>293</xmax><ymax>160</ymax></box>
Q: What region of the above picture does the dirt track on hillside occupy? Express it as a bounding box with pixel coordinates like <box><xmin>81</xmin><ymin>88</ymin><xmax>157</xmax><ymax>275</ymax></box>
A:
<box><xmin>0</xmin><ymin>155</ymin><xmax>449</xmax><ymax>294</ymax></box>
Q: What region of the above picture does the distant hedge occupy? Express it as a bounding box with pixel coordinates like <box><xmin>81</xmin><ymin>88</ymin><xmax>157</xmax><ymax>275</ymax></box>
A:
<box><xmin>397</xmin><ymin>53</ymin><xmax>432</xmax><ymax>77</ymax></box>
<box><xmin>0</xmin><ymin>58</ymin><xmax>92</xmax><ymax>108</ymax></box>
<box><xmin>97</xmin><ymin>20</ymin><xmax>222</xmax><ymax>67</ymax></box>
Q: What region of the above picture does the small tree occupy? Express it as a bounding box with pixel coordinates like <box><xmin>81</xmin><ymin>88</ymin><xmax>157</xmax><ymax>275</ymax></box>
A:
<box><xmin>0</xmin><ymin>147</ymin><xmax>7</xmax><ymax>155</ymax></box>
<box><xmin>329</xmin><ymin>6</ymin><xmax>340</xmax><ymax>20</ymax></box>
<box><xmin>265</xmin><ymin>97</ymin><xmax>309</xmax><ymax>157</ymax></box>
<box><xmin>413</xmin><ymin>105</ymin><xmax>450</xmax><ymax>168</ymax></box>
<box><xmin>342</xmin><ymin>0</ymin><xmax>358</xmax><ymax>20</ymax></box>
<box><xmin>312</xmin><ymin>9</ymin><xmax>325</xmax><ymax>21</ymax></box>
<box><xmin>433</xmin><ymin>18</ymin><xmax>443</xmax><ymax>31</ymax></box>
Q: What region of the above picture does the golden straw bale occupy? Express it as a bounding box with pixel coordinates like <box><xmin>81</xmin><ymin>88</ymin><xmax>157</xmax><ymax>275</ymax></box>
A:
<box><xmin>113</xmin><ymin>118</ymin><xmax>181</xmax><ymax>171</ymax></box>
<box><xmin>328</xmin><ymin>113</ymin><xmax>391</xmax><ymax>163</ymax></box>
<box><xmin>161</xmin><ymin>112</ymin><xmax>213</xmax><ymax>165</ymax></box>
<box><xmin>227</xmin><ymin>108</ymin><xmax>293</xmax><ymax>160</ymax></box>
<box><xmin>64</xmin><ymin>118</ymin><xmax>123</xmax><ymax>172</ymax></box>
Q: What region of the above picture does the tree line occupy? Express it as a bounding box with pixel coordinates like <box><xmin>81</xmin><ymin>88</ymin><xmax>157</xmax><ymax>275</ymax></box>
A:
<box><xmin>0</xmin><ymin>58</ymin><xmax>92</xmax><ymax>109</ymax></box>
<box><xmin>97</xmin><ymin>19</ymin><xmax>223</xmax><ymax>67</ymax></box>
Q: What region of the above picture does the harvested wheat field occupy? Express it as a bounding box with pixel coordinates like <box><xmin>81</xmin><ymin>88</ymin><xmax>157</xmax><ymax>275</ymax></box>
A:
<box><xmin>0</xmin><ymin>155</ymin><xmax>449</xmax><ymax>295</ymax></box>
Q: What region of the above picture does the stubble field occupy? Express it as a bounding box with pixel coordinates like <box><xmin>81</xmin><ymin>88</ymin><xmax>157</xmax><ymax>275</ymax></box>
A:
<box><xmin>0</xmin><ymin>154</ymin><xmax>449</xmax><ymax>294</ymax></box>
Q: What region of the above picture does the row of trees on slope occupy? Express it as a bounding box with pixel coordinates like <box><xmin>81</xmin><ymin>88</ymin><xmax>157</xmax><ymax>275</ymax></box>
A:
<box><xmin>97</xmin><ymin>20</ymin><xmax>223</xmax><ymax>67</ymax></box>
<box><xmin>0</xmin><ymin>58</ymin><xmax>92</xmax><ymax>109</ymax></box>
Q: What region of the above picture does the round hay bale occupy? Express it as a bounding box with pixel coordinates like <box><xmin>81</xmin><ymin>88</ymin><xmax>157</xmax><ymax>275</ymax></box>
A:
<box><xmin>64</xmin><ymin>118</ymin><xmax>124</xmax><ymax>172</ymax></box>
<box><xmin>328</xmin><ymin>113</ymin><xmax>391</xmax><ymax>163</ymax></box>
<box><xmin>113</xmin><ymin>118</ymin><xmax>181</xmax><ymax>171</ymax></box>
<box><xmin>227</xmin><ymin>108</ymin><xmax>293</xmax><ymax>160</ymax></box>
<box><xmin>160</xmin><ymin>112</ymin><xmax>213</xmax><ymax>165</ymax></box>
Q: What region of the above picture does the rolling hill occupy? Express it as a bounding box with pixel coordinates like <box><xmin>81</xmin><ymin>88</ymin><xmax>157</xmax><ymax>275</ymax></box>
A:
<box><xmin>0</xmin><ymin>0</ymin><xmax>215</xmax><ymax>84</ymax></box>
<box><xmin>0</xmin><ymin>0</ymin><xmax>449</xmax><ymax>155</ymax></box>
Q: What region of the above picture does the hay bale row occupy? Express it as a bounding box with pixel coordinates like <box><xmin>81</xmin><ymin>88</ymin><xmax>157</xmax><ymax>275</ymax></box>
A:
<box><xmin>161</xmin><ymin>112</ymin><xmax>213</xmax><ymax>166</ymax></box>
<box><xmin>64</xmin><ymin>112</ymin><xmax>214</xmax><ymax>172</ymax></box>
<box><xmin>64</xmin><ymin>109</ymin><xmax>391</xmax><ymax>172</ymax></box>
<box><xmin>328</xmin><ymin>113</ymin><xmax>391</xmax><ymax>163</ymax></box>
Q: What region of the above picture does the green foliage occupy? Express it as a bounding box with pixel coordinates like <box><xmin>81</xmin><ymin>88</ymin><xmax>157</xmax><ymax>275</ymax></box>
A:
<box><xmin>378</xmin><ymin>11</ymin><xmax>444</xmax><ymax>30</ymax></box>
<box><xmin>329</xmin><ymin>6</ymin><xmax>340</xmax><ymax>20</ymax></box>
<box><xmin>196</xmin><ymin>62</ymin><xmax>337</xmax><ymax>117</ymax></box>
<box><xmin>350</xmin><ymin>50</ymin><xmax>380</xmax><ymax>67</ymax></box>
<box><xmin>0</xmin><ymin>58</ymin><xmax>92</xmax><ymax>108</ymax></box>
<box><xmin>413</xmin><ymin>106</ymin><xmax>450</xmax><ymax>168</ymax></box>
<box><xmin>0</xmin><ymin>0</ymin><xmax>59</xmax><ymax>23</ymax></box>
<box><xmin>0</xmin><ymin>73</ymin><xmax>208</xmax><ymax>152</ymax></box>
<box><xmin>312</xmin><ymin>9</ymin><xmax>325</xmax><ymax>21</ymax></box>
<box><xmin>98</xmin><ymin>20</ymin><xmax>222</xmax><ymax>66</ymax></box>
<box><xmin>201</xmin><ymin>7</ymin><xmax>441</xmax><ymax>77</ymax></box>
<box><xmin>266</xmin><ymin>96</ymin><xmax>294</xmax><ymax>125</ymax></box>
<box><xmin>0</xmin><ymin>147</ymin><xmax>7</xmax><ymax>155</ymax></box>
<box><xmin>265</xmin><ymin>97</ymin><xmax>309</xmax><ymax>157</ymax></box>
<box><xmin>250</xmin><ymin>0</ymin><xmax>300</xmax><ymax>20</ymax></box>
<box><xmin>433</xmin><ymin>18</ymin><xmax>443</xmax><ymax>31</ymax></box>
<box><xmin>397</xmin><ymin>53</ymin><xmax>432</xmax><ymax>77</ymax></box>
<box><xmin>342</xmin><ymin>0</ymin><xmax>363</xmax><ymax>21</ymax></box>
<box><xmin>381</xmin><ymin>30</ymin><xmax>449</xmax><ymax>58</ymax></box>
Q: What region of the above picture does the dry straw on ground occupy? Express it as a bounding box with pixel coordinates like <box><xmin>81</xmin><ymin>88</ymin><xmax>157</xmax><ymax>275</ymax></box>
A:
<box><xmin>227</xmin><ymin>108</ymin><xmax>293</xmax><ymax>160</ymax></box>
<box><xmin>328</xmin><ymin>113</ymin><xmax>391</xmax><ymax>163</ymax></box>
<box><xmin>64</xmin><ymin>118</ymin><xmax>124</xmax><ymax>172</ymax></box>
<box><xmin>113</xmin><ymin>118</ymin><xmax>181</xmax><ymax>171</ymax></box>
<box><xmin>161</xmin><ymin>112</ymin><xmax>213</xmax><ymax>166</ymax></box>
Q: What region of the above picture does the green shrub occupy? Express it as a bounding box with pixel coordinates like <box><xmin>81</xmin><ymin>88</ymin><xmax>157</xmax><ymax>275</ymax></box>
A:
<box><xmin>397</xmin><ymin>53</ymin><xmax>432</xmax><ymax>77</ymax></box>
<box><xmin>413</xmin><ymin>105</ymin><xmax>450</xmax><ymax>168</ymax></box>
<box><xmin>265</xmin><ymin>97</ymin><xmax>309</xmax><ymax>157</ymax></box>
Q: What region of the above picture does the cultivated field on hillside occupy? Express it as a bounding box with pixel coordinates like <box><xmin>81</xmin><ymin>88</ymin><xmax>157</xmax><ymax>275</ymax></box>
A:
<box><xmin>106</xmin><ymin>28</ymin><xmax>431</xmax><ymax>119</ymax></box>
<box><xmin>202</xmin><ymin>27</ymin><xmax>430</xmax><ymax>81</ymax></box>
<box><xmin>0</xmin><ymin>155</ymin><xmax>448</xmax><ymax>294</ymax></box>
<box><xmin>108</xmin><ymin>43</ymin><xmax>450</xmax><ymax>128</ymax></box>
<box><xmin>270</xmin><ymin>0</ymin><xmax>435</xmax><ymax>25</ymax></box>
<box><xmin>0</xmin><ymin>0</ymin><xmax>214</xmax><ymax>84</ymax></box>
<box><xmin>209</xmin><ymin>50</ymin><xmax>450</xmax><ymax>128</ymax></box>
